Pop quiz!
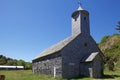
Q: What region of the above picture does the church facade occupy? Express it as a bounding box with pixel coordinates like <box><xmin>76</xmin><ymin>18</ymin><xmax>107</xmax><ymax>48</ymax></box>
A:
<box><xmin>32</xmin><ymin>5</ymin><xmax>104</xmax><ymax>79</ymax></box>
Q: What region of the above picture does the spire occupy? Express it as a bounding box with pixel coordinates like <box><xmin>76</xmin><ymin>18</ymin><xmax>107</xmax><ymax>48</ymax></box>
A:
<box><xmin>77</xmin><ymin>1</ymin><xmax>83</xmax><ymax>10</ymax></box>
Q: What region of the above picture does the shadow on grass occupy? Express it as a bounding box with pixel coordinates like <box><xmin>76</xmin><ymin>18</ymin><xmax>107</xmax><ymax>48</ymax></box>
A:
<box><xmin>69</xmin><ymin>75</ymin><xmax>91</xmax><ymax>80</ymax></box>
<box><xmin>102</xmin><ymin>74</ymin><xmax>120</xmax><ymax>79</ymax></box>
<box><xmin>69</xmin><ymin>74</ymin><xmax>120</xmax><ymax>80</ymax></box>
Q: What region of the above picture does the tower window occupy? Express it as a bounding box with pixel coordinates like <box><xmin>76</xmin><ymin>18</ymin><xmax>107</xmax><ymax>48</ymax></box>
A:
<box><xmin>84</xmin><ymin>17</ymin><xmax>86</xmax><ymax>20</ymax></box>
<box><xmin>73</xmin><ymin>14</ymin><xmax>79</xmax><ymax>21</ymax></box>
<box><xmin>75</xmin><ymin>18</ymin><xmax>77</xmax><ymax>21</ymax></box>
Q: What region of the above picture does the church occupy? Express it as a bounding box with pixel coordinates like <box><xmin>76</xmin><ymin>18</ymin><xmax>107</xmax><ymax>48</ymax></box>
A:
<box><xmin>32</xmin><ymin>4</ymin><xmax>104</xmax><ymax>79</ymax></box>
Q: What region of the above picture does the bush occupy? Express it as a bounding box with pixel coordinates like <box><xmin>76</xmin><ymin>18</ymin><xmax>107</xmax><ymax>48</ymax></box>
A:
<box><xmin>100</xmin><ymin>35</ymin><xmax>110</xmax><ymax>44</ymax></box>
<box><xmin>107</xmin><ymin>59</ymin><xmax>114</xmax><ymax>71</ymax></box>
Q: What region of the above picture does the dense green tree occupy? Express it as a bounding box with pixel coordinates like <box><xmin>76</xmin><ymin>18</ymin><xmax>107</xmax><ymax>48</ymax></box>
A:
<box><xmin>107</xmin><ymin>59</ymin><xmax>114</xmax><ymax>71</ymax></box>
<box><xmin>25</xmin><ymin>62</ymin><xmax>32</xmax><ymax>70</ymax></box>
<box><xmin>0</xmin><ymin>55</ymin><xmax>32</xmax><ymax>70</ymax></box>
<box><xmin>99</xmin><ymin>35</ymin><xmax>110</xmax><ymax>44</ymax></box>
<box><xmin>6</xmin><ymin>59</ymin><xmax>17</xmax><ymax>65</ymax></box>
<box><xmin>0</xmin><ymin>55</ymin><xmax>7</xmax><ymax>65</ymax></box>
<box><xmin>17</xmin><ymin>59</ymin><xmax>26</xmax><ymax>66</ymax></box>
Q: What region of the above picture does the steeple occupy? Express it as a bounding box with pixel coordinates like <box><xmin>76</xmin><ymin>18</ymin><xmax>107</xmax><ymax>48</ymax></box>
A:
<box><xmin>71</xmin><ymin>2</ymin><xmax>90</xmax><ymax>36</ymax></box>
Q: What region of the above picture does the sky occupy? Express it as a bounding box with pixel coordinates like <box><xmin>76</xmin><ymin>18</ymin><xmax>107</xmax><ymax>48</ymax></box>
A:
<box><xmin>0</xmin><ymin>0</ymin><xmax>120</xmax><ymax>62</ymax></box>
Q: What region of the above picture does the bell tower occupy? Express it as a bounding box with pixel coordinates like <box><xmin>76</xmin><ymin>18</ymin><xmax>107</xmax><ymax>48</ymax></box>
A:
<box><xmin>71</xmin><ymin>2</ymin><xmax>90</xmax><ymax>36</ymax></box>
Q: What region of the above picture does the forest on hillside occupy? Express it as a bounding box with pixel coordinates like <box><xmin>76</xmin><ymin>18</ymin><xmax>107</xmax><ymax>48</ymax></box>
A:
<box><xmin>0</xmin><ymin>55</ymin><xmax>32</xmax><ymax>70</ymax></box>
<box><xmin>99</xmin><ymin>34</ymin><xmax>120</xmax><ymax>71</ymax></box>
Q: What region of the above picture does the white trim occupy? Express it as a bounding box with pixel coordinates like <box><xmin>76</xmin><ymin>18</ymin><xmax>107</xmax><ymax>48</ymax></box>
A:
<box><xmin>0</xmin><ymin>66</ymin><xmax>24</xmax><ymax>69</ymax></box>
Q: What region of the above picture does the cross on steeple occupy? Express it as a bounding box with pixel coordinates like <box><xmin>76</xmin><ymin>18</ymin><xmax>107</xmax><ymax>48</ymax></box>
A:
<box><xmin>78</xmin><ymin>1</ymin><xmax>82</xmax><ymax>7</ymax></box>
<box><xmin>77</xmin><ymin>1</ymin><xmax>83</xmax><ymax>10</ymax></box>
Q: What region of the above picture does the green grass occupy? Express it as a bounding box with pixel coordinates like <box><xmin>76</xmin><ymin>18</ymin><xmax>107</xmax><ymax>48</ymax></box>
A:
<box><xmin>0</xmin><ymin>70</ymin><xmax>120</xmax><ymax>80</ymax></box>
<box><xmin>103</xmin><ymin>69</ymin><xmax>120</xmax><ymax>80</ymax></box>
<box><xmin>0</xmin><ymin>70</ymin><xmax>92</xmax><ymax>80</ymax></box>
<box><xmin>0</xmin><ymin>70</ymin><xmax>63</xmax><ymax>80</ymax></box>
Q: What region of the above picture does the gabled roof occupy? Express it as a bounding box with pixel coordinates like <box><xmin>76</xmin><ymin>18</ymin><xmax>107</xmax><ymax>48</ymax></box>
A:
<box><xmin>35</xmin><ymin>35</ymin><xmax>77</xmax><ymax>59</ymax></box>
<box><xmin>80</xmin><ymin>52</ymin><xmax>99</xmax><ymax>62</ymax></box>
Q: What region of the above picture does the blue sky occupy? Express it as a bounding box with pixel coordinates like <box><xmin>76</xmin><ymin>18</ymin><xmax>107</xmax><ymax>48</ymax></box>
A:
<box><xmin>0</xmin><ymin>0</ymin><xmax>120</xmax><ymax>62</ymax></box>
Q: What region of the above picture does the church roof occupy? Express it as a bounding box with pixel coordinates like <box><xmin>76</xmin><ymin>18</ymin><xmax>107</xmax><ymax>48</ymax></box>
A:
<box><xmin>35</xmin><ymin>35</ymin><xmax>77</xmax><ymax>59</ymax></box>
<box><xmin>80</xmin><ymin>52</ymin><xmax>99</xmax><ymax>62</ymax></box>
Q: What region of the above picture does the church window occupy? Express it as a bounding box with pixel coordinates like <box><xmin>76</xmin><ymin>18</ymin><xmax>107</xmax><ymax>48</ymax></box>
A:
<box><xmin>84</xmin><ymin>17</ymin><xmax>86</xmax><ymax>20</ymax></box>
<box><xmin>84</xmin><ymin>43</ymin><xmax>87</xmax><ymax>47</ymax></box>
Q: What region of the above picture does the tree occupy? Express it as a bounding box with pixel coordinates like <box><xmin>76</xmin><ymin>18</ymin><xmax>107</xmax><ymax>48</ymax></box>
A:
<box><xmin>107</xmin><ymin>59</ymin><xmax>114</xmax><ymax>71</ymax></box>
<box><xmin>0</xmin><ymin>55</ymin><xmax>7</xmax><ymax>65</ymax></box>
<box><xmin>6</xmin><ymin>59</ymin><xmax>17</xmax><ymax>65</ymax></box>
<box><xmin>100</xmin><ymin>35</ymin><xmax>110</xmax><ymax>44</ymax></box>
<box><xmin>116</xmin><ymin>21</ymin><xmax>120</xmax><ymax>32</ymax></box>
<box><xmin>0</xmin><ymin>55</ymin><xmax>32</xmax><ymax>70</ymax></box>
<box><xmin>24</xmin><ymin>62</ymin><xmax>32</xmax><ymax>70</ymax></box>
<box><xmin>17</xmin><ymin>59</ymin><xmax>25</xmax><ymax>66</ymax></box>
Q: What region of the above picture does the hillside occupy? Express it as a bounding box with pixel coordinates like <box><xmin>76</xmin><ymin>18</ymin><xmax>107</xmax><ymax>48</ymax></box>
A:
<box><xmin>99</xmin><ymin>34</ymin><xmax>120</xmax><ymax>71</ymax></box>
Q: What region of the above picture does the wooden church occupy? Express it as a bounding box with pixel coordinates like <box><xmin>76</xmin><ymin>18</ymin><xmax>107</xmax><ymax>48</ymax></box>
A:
<box><xmin>32</xmin><ymin>4</ymin><xmax>104</xmax><ymax>79</ymax></box>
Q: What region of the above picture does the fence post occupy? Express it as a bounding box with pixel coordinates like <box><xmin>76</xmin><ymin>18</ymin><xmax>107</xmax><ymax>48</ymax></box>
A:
<box><xmin>54</xmin><ymin>66</ymin><xmax>56</xmax><ymax>78</ymax></box>
<box><xmin>0</xmin><ymin>75</ymin><xmax>5</xmax><ymax>80</ymax></box>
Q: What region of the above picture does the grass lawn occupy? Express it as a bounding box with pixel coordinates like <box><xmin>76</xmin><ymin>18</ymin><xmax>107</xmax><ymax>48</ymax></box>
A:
<box><xmin>102</xmin><ymin>69</ymin><xmax>120</xmax><ymax>80</ymax></box>
<box><xmin>0</xmin><ymin>70</ymin><xmax>120</xmax><ymax>80</ymax></box>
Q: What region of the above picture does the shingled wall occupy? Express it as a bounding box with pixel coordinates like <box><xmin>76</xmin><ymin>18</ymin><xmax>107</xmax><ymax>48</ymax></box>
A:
<box><xmin>32</xmin><ymin>52</ymin><xmax>62</xmax><ymax>77</ymax></box>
